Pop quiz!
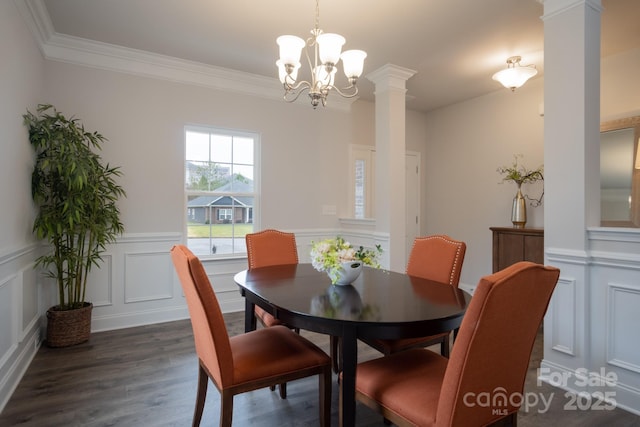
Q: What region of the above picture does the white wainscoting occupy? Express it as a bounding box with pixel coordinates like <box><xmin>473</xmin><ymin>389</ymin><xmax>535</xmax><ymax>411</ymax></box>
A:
<box><xmin>607</xmin><ymin>283</ymin><xmax>640</xmax><ymax>374</ymax></box>
<box><xmin>0</xmin><ymin>227</ymin><xmax>390</xmax><ymax>413</ymax></box>
<box><xmin>540</xmin><ymin>229</ymin><xmax>640</xmax><ymax>416</ymax></box>
<box><xmin>549</xmin><ymin>276</ymin><xmax>577</xmax><ymax>356</ymax></box>
<box><xmin>0</xmin><ymin>244</ymin><xmax>43</xmax><ymax>413</ymax></box>
<box><xmin>90</xmin><ymin>229</ymin><xmax>390</xmax><ymax>331</ymax></box>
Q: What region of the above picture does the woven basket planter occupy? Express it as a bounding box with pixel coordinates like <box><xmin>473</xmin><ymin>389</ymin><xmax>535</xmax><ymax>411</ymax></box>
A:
<box><xmin>46</xmin><ymin>303</ymin><xmax>93</xmax><ymax>348</ymax></box>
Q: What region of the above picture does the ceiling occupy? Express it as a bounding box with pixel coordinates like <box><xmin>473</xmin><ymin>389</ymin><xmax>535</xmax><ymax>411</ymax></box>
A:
<box><xmin>41</xmin><ymin>0</ymin><xmax>640</xmax><ymax>113</ymax></box>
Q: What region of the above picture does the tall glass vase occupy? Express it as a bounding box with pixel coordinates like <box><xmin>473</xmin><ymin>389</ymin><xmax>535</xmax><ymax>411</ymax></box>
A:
<box><xmin>511</xmin><ymin>183</ymin><xmax>527</xmax><ymax>228</ymax></box>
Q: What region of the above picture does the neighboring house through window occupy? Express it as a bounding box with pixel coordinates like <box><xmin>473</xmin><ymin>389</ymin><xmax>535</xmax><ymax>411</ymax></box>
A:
<box><xmin>184</xmin><ymin>125</ymin><xmax>258</xmax><ymax>256</ymax></box>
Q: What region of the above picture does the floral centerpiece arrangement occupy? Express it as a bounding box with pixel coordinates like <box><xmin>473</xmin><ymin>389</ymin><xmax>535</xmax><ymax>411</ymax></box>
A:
<box><xmin>310</xmin><ymin>236</ymin><xmax>382</xmax><ymax>285</ymax></box>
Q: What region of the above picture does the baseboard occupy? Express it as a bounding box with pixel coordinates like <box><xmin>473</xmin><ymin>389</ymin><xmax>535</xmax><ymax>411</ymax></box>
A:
<box><xmin>459</xmin><ymin>282</ymin><xmax>476</xmax><ymax>295</ymax></box>
<box><xmin>0</xmin><ymin>328</ymin><xmax>40</xmax><ymax>413</ymax></box>
<box><xmin>90</xmin><ymin>299</ymin><xmax>245</xmax><ymax>333</ymax></box>
<box><xmin>91</xmin><ymin>306</ymin><xmax>191</xmax><ymax>332</ymax></box>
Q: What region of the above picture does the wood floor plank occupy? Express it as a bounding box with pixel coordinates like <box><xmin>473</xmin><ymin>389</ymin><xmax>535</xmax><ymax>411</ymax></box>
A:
<box><xmin>0</xmin><ymin>312</ymin><xmax>638</xmax><ymax>426</ymax></box>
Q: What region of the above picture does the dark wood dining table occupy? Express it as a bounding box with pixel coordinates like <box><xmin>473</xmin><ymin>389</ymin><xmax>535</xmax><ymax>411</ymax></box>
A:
<box><xmin>233</xmin><ymin>263</ymin><xmax>471</xmax><ymax>427</ymax></box>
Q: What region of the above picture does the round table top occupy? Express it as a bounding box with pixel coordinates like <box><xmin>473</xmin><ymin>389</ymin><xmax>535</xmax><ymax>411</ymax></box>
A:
<box><xmin>234</xmin><ymin>263</ymin><xmax>471</xmax><ymax>338</ymax></box>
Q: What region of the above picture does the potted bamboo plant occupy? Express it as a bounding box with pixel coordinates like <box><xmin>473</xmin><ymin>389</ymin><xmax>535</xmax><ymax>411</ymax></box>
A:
<box><xmin>24</xmin><ymin>104</ymin><xmax>126</xmax><ymax>347</ymax></box>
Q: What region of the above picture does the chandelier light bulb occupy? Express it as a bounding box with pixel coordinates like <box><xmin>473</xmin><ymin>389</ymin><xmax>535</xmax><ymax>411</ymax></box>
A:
<box><xmin>276</xmin><ymin>60</ymin><xmax>300</xmax><ymax>84</ymax></box>
<box><xmin>277</xmin><ymin>35</ymin><xmax>305</xmax><ymax>66</ymax></box>
<box><xmin>341</xmin><ymin>50</ymin><xmax>367</xmax><ymax>79</ymax></box>
<box><xmin>313</xmin><ymin>65</ymin><xmax>336</xmax><ymax>89</ymax></box>
<box><xmin>316</xmin><ymin>33</ymin><xmax>345</xmax><ymax>65</ymax></box>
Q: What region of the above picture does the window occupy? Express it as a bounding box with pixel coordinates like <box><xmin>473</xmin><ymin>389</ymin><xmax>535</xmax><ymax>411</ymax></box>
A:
<box><xmin>185</xmin><ymin>126</ymin><xmax>258</xmax><ymax>256</ymax></box>
<box><xmin>217</xmin><ymin>208</ymin><xmax>232</xmax><ymax>221</ymax></box>
<box><xmin>354</xmin><ymin>159</ymin><xmax>366</xmax><ymax>218</ymax></box>
<box><xmin>350</xmin><ymin>145</ymin><xmax>375</xmax><ymax>219</ymax></box>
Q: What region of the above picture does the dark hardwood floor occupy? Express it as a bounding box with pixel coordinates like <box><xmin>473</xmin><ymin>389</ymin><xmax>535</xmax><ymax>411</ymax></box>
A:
<box><xmin>1</xmin><ymin>312</ymin><xmax>638</xmax><ymax>426</ymax></box>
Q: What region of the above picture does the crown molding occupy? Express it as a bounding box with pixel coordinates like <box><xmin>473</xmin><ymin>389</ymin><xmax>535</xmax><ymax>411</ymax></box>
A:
<box><xmin>14</xmin><ymin>0</ymin><xmax>355</xmax><ymax>112</ymax></box>
<box><xmin>538</xmin><ymin>0</ymin><xmax>602</xmax><ymax>20</ymax></box>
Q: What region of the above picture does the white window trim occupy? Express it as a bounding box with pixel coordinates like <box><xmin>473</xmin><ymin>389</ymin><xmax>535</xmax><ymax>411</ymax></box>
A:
<box><xmin>183</xmin><ymin>124</ymin><xmax>261</xmax><ymax>259</ymax></box>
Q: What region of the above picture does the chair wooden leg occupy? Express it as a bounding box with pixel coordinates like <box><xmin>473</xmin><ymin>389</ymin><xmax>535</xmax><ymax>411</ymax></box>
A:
<box><xmin>220</xmin><ymin>390</ymin><xmax>233</xmax><ymax>427</ymax></box>
<box><xmin>330</xmin><ymin>336</ymin><xmax>342</xmax><ymax>373</ymax></box>
<box><xmin>319</xmin><ymin>368</ymin><xmax>331</xmax><ymax>427</ymax></box>
<box><xmin>193</xmin><ymin>364</ymin><xmax>209</xmax><ymax>427</ymax></box>
<box><xmin>267</xmin><ymin>382</ymin><xmax>288</xmax><ymax>397</ymax></box>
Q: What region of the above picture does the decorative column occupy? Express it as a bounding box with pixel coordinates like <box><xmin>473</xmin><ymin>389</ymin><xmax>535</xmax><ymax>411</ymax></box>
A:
<box><xmin>539</xmin><ymin>0</ymin><xmax>602</xmax><ymax>391</ymax></box>
<box><xmin>366</xmin><ymin>64</ymin><xmax>416</xmax><ymax>272</ymax></box>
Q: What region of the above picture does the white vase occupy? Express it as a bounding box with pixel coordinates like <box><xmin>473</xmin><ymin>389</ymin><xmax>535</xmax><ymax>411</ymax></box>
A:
<box><xmin>331</xmin><ymin>261</ymin><xmax>363</xmax><ymax>286</ymax></box>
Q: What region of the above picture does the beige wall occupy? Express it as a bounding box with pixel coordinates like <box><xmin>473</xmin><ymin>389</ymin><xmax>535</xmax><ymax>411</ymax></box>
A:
<box><xmin>42</xmin><ymin>61</ymin><xmax>364</xmax><ymax>232</ymax></box>
<box><xmin>42</xmin><ymin>61</ymin><xmax>431</xmax><ymax>238</ymax></box>
<box><xmin>601</xmin><ymin>47</ymin><xmax>640</xmax><ymax>119</ymax></box>
<box><xmin>419</xmin><ymin>46</ymin><xmax>639</xmax><ymax>289</ymax></box>
<box><xmin>0</xmin><ymin>0</ymin><xmax>46</xmax><ymax>411</ymax></box>
<box><xmin>423</xmin><ymin>77</ymin><xmax>545</xmax><ymax>287</ymax></box>
<box><xmin>0</xmin><ymin>1</ymin><xmax>44</xmax><ymax>252</ymax></box>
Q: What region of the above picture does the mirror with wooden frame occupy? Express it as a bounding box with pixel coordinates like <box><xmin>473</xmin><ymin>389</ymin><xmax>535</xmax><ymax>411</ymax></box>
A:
<box><xmin>600</xmin><ymin>115</ymin><xmax>640</xmax><ymax>227</ymax></box>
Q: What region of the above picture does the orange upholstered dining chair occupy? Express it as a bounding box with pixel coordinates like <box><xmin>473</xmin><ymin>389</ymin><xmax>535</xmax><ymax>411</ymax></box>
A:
<box><xmin>245</xmin><ymin>229</ymin><xmax>299</xmax><ymax>330</ymax></box>
<box><xmin>170</xmin><ymin>245</ymin><xmax>331</xmax><ymax>427</ymax></box>
<box><xmin>245</xmin><ymin>229</ymin><xmax>300</xmax><ymax>397</ymax></box>
<box><xmin>352</xmin><ymin>261</ymin><xmax>560</xmax><ymax>427</ymax></box>
<box><xmin>358</xmin><ymin>235</ymin><xmax>466</xmax><ymax>359</ymax></box>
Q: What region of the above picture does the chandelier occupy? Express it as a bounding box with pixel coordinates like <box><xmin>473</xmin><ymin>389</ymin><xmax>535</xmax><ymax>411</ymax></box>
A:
<box><xmin>276</xmin><ymin>0</ymin><xmax>367</xmax><ymax>108</ymax></box>
<box><xmin>492</xmin><ymin>56</ymin><xmax>538</xmax><ymax>91</ymax></box>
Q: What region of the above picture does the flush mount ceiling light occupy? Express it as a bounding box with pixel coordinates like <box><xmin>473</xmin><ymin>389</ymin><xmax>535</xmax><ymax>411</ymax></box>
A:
<box><xmin>276</xmin><ymin>0</ymin><xmax>367</xmax><ymax>108</ymax></box>
<box><xmin>492</xmin><ymin>56</ymin><xmax>538</xmax><ymax>91</ymax></box>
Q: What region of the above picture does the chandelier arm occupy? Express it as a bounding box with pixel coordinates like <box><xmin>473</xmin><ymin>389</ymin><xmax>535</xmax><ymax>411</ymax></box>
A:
<box><xmin>283</xmin><ymin>84</ymin><xmax>311</xmax><ymax>103</ymax></box>
<box><xmin>326</xmin><ymin>84</ymin><xmax>359</xmax><ymax>99</ymax></box>
<box><xmin>283</xmin><ymin>78</ymin><xmax>312</xmax><ymax>93</ymax></box>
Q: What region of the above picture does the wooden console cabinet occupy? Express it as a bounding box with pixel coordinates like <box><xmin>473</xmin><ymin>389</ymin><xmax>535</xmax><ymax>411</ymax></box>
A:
<box><xmin>490</xmin><ymin>227</ymin><xmax>544</xmax><ymax>273</ymax></box>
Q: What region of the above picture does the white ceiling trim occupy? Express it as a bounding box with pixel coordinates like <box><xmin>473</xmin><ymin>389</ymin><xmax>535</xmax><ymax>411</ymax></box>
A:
<box><xmin>538</xmin><ymin>0</ymin><xmax>603</xmax><ymax>19</ymax></box>
<box><xmin>15</xmin><ymin>0</ymin><xmax>356</xmax><ymax>112</ymax></box>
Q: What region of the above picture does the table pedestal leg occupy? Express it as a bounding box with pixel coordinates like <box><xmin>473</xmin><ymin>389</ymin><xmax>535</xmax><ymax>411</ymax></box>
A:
<box><xmin>339</xmin><ymin>327</ymin><xmax>357</xmax><ymax>427</ymax></box>
<box><xmin>244</xmin><ymin>299</ymin><xmax>257</xmax><ymax>332</ymax></box>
